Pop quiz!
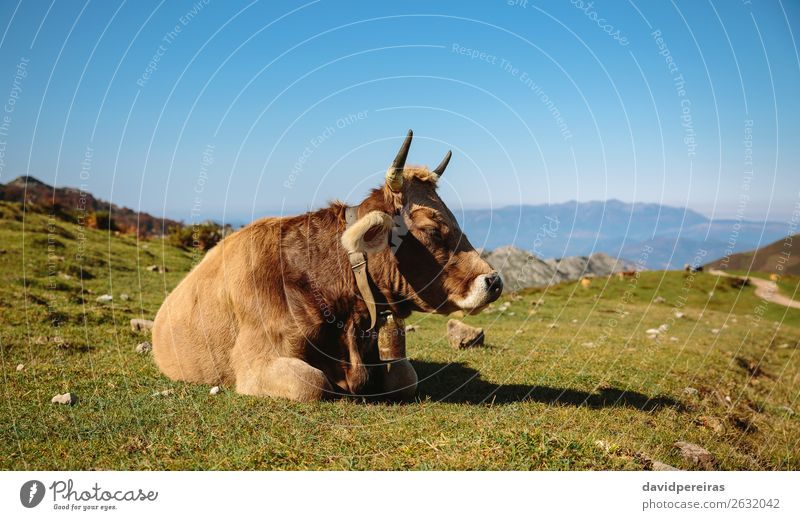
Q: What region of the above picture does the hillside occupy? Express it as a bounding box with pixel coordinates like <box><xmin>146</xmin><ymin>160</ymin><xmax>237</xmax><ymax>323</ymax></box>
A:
<box><xmin>705</xmin><ymin>234</ymin><xmax>799</xmax><ymax>275</ymax></box>
<box><xmin>459</xmin><ymin>200</ymin><xmax>789</xmax><ymax>269</ymax></box>
<box><xmin>0</xmin><ymin>175</ymin><xmax>180</xmax><ymax>237</ymax></box>
<box><xmin>482</xmin><ymin>246</ymin><xmax>636</xmax><ymax>291</ymax></box>
<box><xmin>2</xmin><ymin>199</ymin><xmax>800</xmax><ymax>470</ymax></box>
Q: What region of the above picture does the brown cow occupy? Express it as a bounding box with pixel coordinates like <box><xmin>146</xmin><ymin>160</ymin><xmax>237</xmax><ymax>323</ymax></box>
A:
<box><xmin>152</xmin><ymin>130</ymin><xmax>503</xmax><ymax>402</ymax></box>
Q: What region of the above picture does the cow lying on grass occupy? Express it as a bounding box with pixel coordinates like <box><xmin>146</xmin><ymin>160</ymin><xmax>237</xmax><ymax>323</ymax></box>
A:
<box><xmin>152</xmin><ymin>130</ymin><xmax>503</xmax><ymax>401</ymax></box>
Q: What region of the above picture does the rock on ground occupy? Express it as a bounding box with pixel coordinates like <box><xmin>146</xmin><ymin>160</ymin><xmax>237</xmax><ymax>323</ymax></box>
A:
<box><xmin>135</xmin><ymin>341</ymin><xmax>152</xmax><ymax>354</ymax></box>
<box><xmin>16</xmin><ymin>363</ymin><xmax>24</xmax><ymax>371</ymax></box>
<box><xmin>674</xmin><ymin>441</ymin><xmax>715</xmax><ymax>468</ymax></box>
<box><xmin>96</xmin><ymin>294</ymin><xmax>113</xmax><ymax>303</ymax></box>
<box><xmin>447</xmin><ymin>319</ymin><xmax>485</xmax><ymax>349</ymax></box>
<box><xmin>651</xmin><ymin>460</ymin><xmax>680</xmax><ymax>471</ymax></box>
<box><xmin>209</xmin><ymin>386</ymin><xmax>221</xmax><ymax>395</ymax></box>
<box><xmin>130</xmin><ymin>318</ymin><xmax>154</xmax><ymax>332</ymax></box>
<box><xmin>698</xmin><ymin>416</ymin><xmax>726</xmax><ymax>433</ymax></box>
<box><xmin>51</xmin><ymin>392</ymin><xmax>77</xmax><ymax>405</ymax></box>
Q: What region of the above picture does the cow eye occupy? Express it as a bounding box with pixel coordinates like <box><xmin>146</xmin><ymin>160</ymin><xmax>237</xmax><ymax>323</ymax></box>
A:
<box><xmin>424</xmin><ymin>227</ymin><xmax>443</xmax><ymax>240</ymax></box>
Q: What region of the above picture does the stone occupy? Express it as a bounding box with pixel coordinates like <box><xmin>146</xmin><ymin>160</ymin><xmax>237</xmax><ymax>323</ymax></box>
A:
<box><xmin>682</xmin><ymin>387</ymin><xmax>699</xmax><ymax>397</ymax></box>
<box><xmin>51</xmin><ymin>392</ymin><xmax>77</xmax><ymax>405</ymax></box>
<box><xmin>16</xmin><ymin>363</ymin><xmax>24</xmax><ymax>371</ymax></box>
<box><xmin>594</xmin><ymin>440</ymin><xmax>612</xmax><ymax>452</ymax></box>
<box><xmin>673</xmin><ymin>441</ymin><xmax>715</xmax><ymax>468</ymax></box>
<box><xmin>130</xmin><ymin>318</ymin><xmax>154</xmax><ymax>332</ymax></box>
<box><xmin>674</xmin><ymin>311</ymin><xmax>685</xmax><ymax>319</ymax></box>
<box><xmin>645</xmin><ymin>328</ymin><xmax>661</xmax><ymax>335</ymax></box>
<box><xmin>698</xmin><ymin>415</ymin><xmax>726</xmax><ymax>433</ymax></box>
<box><xmin>447</xmin><ymin>319</ymin><xmax>485</xmax><ymax>349</ymax></box>
<box><xmin>651</xmin><ymin>460</ymin><xmax>680</xmax><ymax>471</ymax></box>
<box><xmin>670</xmin><ymin>336</ymin><xmax>679</xmax><ymax>341</ymax></box>
<box><xmin>96</xmin><ymin>294</ymin><xmax>113</xmax><ymax>303</ymax></box>
<box><xmin>120</xmin><ymin>293</ymin><xmax>130</xmax><ymax>301</ymax></box>
<box><xmin>209</xmin><ymin>386</ymin><xmax>221</xmax><ymax>395</ymax></box>
<box><xmin>581</xmin><ymin>342</ymin><xmax>595</xmax><ymax>348</ymax></box>
<box><xmin>653</xmin><ymin>296</ymin><xmax>666</xmax><ymax>304</ymax></box>
<box><xmin>711</xmin><ymin>328</ymin><xmax>720</xmax><ymax>334</ymax></box>
<box><xmin>658</xmin><ymin>324</ymin><xmax>668</xmax><ymax>332</ymax></box>
<box><xmin>404</xmin><ymin>325</ymin><xmax>418</xmax><ymax>333</ymax></box>
<box><xmin>135</xmin><ymin>341</ymin><xmax>152</xmax><ymax>354</ymax></box>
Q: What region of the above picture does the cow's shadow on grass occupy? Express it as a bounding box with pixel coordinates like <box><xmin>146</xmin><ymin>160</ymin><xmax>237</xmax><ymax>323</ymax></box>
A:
<box><xmin>413</xmin><ymin>360</ymin><xmax>683</xmax><ymax>412</ymax></box>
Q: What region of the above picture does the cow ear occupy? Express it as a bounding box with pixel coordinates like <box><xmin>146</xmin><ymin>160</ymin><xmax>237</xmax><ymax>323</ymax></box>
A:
<box><xmin>342</xmin><ymin>211</ymin><xmax>393</xmax><ymax>254</ymax></box>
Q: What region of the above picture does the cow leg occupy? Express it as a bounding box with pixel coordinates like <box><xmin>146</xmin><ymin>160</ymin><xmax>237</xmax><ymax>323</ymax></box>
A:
<box><xmin>235</xmin><ymin>356</ymin><xmax>333</xmax><ymax>402</ymax></box>
<box><xmin>377</xmin><ymin>359</ymin><xmax>418</xmax><ymax>401</ymax></box>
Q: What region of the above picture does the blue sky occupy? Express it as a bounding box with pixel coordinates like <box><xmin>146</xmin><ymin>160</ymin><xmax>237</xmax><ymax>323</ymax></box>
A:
<box><xmin>0</xmin><ymin>0</ymin><xmax>798</xmax><ymax>225</ymax></box>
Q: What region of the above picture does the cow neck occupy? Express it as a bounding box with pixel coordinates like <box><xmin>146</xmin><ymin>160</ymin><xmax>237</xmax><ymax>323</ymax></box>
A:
<box><xmin>344</xmin><ymin>206</ymin><xmax>382</xmax><ymax>330</ymax></box>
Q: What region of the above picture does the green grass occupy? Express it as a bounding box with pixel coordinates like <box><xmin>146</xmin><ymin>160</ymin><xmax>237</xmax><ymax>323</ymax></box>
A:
<box><xmin>2</xmin><ymin>201</ymin><xmax>799</xmax><ymax>470</ymax></box>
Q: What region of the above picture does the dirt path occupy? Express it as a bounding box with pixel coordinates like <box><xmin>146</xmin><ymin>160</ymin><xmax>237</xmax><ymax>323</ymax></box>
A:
<box><xmin>709</xmin><ymin>269</ymin><xmax>800</xmax><ymax>310</ymax></box>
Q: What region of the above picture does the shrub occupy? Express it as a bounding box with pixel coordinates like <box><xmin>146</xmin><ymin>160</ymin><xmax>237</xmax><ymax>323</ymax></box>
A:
<box><xmin>167</xmin><ymin>221</ymin><xmax>232</xmax><ymax>251</ymax></box>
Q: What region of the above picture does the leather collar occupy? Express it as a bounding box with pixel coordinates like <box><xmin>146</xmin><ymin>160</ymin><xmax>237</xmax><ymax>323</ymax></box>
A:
<box><xmin>344</xmin><ymin>206</ymin><xmax>378</xmax><ymax>329</ymax></box>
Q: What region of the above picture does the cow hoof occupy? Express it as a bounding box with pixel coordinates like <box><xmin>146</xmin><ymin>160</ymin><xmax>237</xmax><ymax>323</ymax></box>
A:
<box><xmin>382</xmin><ymin>359</ymin><xmax>417</xmax><ymax>401</ymax></box>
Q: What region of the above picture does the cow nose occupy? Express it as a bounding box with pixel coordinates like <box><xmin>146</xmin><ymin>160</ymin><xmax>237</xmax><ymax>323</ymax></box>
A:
<box><xmin>484</xmin><ymin>272</ymin><xmax>503</xmax><ymax>300</ymax></box>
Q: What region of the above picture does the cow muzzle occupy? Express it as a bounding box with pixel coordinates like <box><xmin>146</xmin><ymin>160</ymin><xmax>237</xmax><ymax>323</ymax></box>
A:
<box><xmin>452</xmin><ymin>271</ymin><xmax>504</xmax><ymax>313</ymax></box>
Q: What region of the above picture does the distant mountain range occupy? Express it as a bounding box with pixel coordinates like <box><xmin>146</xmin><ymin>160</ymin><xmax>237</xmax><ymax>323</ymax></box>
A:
<box><xmin>459</xmin><ymin>200</ymin><xmax>790</xmax><ymax>270</ymax></box>
<box><xmin>705</xmin><ymin>233</ymin><xmax>799</xmax><ymax>275</ymax></box>
<box><xmin>3</xmin><ymin>176</ymin><xmax>791</xmax><ymax>272</ymax></box>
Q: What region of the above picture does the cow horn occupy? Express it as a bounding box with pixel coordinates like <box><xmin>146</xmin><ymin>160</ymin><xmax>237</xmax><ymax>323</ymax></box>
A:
<box><xmin>433</xmin><ymin>150</ymin><xmax>452</xmax><ymax>176</ymax></box>
<box><xmin>386</xmin><ymin>129</ymin><xmax>412</xmax><ymax>192</ymax></box>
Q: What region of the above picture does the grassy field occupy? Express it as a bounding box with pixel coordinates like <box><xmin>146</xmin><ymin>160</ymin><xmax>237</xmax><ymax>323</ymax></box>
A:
<box><xmin>1</xmin><ymin>201</ymin><xmax>799</xmax><ymax>470</ymax></box>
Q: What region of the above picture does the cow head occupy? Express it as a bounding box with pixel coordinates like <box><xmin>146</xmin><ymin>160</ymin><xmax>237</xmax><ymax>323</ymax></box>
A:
<box><xmin>342</xmin><ymin>130</ymin><xmax>503</xmax><ymax>315</ymax></box>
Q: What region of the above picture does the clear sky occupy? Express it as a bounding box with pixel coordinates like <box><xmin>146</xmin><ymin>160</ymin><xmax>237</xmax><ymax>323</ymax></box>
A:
<box><xmin>0</xmin><ymin>0</ymin><xmax>798</xmax><ymax>225</ymax></box>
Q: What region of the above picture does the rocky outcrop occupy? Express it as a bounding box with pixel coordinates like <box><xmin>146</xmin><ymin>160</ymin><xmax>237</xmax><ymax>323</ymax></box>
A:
<box><xmin>481</xmin><ymin>246</ymin><xmax>637</xmax><ymax>291</ymax></box>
